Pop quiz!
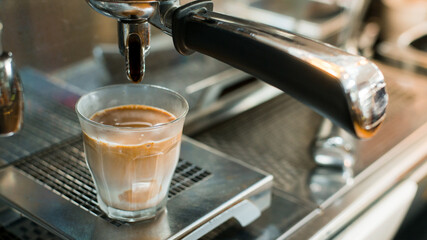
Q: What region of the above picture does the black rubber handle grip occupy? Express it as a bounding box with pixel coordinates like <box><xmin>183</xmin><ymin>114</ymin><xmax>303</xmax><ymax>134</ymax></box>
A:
<box><xmin>171</xmin><ymin>1</ymin><xmax>388</xmax><ymax>139</ymax></box>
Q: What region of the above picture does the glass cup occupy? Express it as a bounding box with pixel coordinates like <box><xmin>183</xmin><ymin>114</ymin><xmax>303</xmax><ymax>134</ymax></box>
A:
<box><xmin>75</xmin><ymin>84</ymin><xmax>188</xmax><ymax>222</ymax></box>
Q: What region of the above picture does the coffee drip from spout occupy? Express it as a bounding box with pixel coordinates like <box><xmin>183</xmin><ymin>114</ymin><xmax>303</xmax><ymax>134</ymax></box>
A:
<box><xmin>86</xmin><ymin>0</ymin><xmax>174</xmax><ymax>83</ymax></box>
<box><xmin>118</xmin><ymin>21</ymin><xmax>150</xmax><ymax>83</ymax></box>
<box><xmin>85</xmin><ymin>0</ymin><xmax>388</xmax><ymax>139</ymax></box>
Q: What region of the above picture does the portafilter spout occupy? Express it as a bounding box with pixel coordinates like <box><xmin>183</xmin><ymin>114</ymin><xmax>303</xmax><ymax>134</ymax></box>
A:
<box><xmin>117</xmin><ymin>21</ymin><xmax>150</xmax><ymax>82</ymax></box>
<box><xmin>86</xmin><ymin>0</ymin><xmax>388</xmax><ymax>139</ymax></box>
<box><xmin>85</xmin><ymin>0</ymin><xmax>166</xmax><ymax>82</ymax></box>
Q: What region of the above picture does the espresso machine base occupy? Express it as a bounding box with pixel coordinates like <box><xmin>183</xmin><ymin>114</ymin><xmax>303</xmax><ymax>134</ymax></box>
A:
<box><xmin>0</xmin><ymin>69</ymin><xmax>272</xmax><ymax>239</ymax></box>
<box><xmin>0</xmin><ymin>135</ymin><xmax>272</xmax><ymax>240</ymax></box>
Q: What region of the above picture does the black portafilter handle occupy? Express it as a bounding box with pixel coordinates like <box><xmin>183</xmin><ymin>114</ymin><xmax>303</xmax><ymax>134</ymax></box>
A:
<box><xmin>171</xmin><ymin>1</ymin><xmax>388</xmax><ymax>139</ymax></box>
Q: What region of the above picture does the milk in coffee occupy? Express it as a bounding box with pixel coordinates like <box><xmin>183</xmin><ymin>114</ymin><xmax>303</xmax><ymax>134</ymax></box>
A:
<box><xmin>83</xmin><ymin>104</ymin><xmax>181</xmax><ymax>211</ymax></box>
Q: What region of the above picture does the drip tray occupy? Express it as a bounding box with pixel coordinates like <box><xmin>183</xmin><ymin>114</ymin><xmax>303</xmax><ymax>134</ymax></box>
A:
<box><xmin>0</xmin><ymin>136</ymin><xmax>272</xmax><ymax>240</ymax></box>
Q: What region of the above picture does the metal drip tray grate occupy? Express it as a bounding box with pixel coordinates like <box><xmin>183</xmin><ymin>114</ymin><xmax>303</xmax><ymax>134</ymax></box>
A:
<box><xmin>0</xmin><ymin>136</ymin><xmax>272</xmax><ymax>239</ymax></box>
<box><xmin>1</xmin><ymin>219</ymin><xmax>61</xmax><ymax>240</ymax></box>
<box><xmin>0</xmin><ymin>226</ymin><xmax>21</xmax><ymax>240</ymax></box>
<box><xmin>13</xmin><ymin>136</ymin><xmax>211</xmax><ymax>227</ymax></box>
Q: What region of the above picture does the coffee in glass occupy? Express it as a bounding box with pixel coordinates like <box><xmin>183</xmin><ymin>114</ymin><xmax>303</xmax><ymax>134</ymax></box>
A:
<box><xmin>76</xmin><ymin>84</ymin><xmax>188</xmax><ymax>222</ymax></box>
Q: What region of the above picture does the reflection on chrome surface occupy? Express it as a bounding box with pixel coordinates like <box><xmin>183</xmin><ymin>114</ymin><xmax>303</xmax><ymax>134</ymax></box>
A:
<box><xmin>313</xmin><ymin>119</ymin><xmax>357</xmax><ymax>169</ymax></box>
<box><xmin>309</xmin><ymin>167</ymin><xmax>354</xmax><ymax>206</ymax></box>
<box><xmin>0</xmin><ymin>22</ymin><xmax>23</xmax><ymax>137</ymax></box>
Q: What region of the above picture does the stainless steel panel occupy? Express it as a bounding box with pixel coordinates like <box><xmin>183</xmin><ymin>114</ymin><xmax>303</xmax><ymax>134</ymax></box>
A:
<box><xmin>0</xmin><ymin>136</ymin><xmax>273</xmax><ymax>239</ymax></box>
<box><xmin>286</xmin><ymin>122</ymin><xmax>427</xmax><ymax>240</ymax></box>
<box><xmin>193</xmin><ymin>62</ymin><xmax>427</xmax><ymax>205</ymax></box>
<box><xmin>191</xmin><ymin>63</ymin><xmax>427</xmax><ymax>239</ymax></box>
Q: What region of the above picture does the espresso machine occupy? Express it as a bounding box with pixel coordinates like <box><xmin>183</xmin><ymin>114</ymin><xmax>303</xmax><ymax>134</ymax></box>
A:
<box><xmin>1</xmin><ymin>0</ymin><xmax>427</xmax><ymax>239</ymax></box>
<box><xmin>84</xmin><ymin>0</ymin><xmax>387</xmax><ymax>140</ymax></box>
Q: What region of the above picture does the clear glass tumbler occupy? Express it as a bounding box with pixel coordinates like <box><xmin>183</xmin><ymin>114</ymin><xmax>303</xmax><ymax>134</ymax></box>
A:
<box><xmin>75</xmin><ymin>84</ymin><xmax>188</xmax><ymax>222</ymax></box>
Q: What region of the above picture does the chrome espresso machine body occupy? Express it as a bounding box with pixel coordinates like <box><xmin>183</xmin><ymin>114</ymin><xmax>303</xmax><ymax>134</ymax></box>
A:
<box><xmin>0</xmin><ymin>0</ymin><xmax>427</xmax><ymax>239</ymax></box>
